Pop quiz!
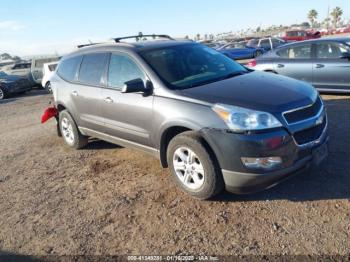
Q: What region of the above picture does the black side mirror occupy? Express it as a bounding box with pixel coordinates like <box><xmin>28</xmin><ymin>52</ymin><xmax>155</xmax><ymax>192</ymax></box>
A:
<box><xmin>122</xmin><ymin>78</ymin><xmax>151</xmax><ymax>93</ymax></box>
<box><xmin>340</xmin><ymin>52</ymin><xmax>350</xmax><ymax>59</ymax></box>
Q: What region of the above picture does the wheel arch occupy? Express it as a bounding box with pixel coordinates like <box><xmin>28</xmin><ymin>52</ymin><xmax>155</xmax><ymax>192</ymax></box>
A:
<box><xmin>159</xmin><ymin>125</ymin><xmax>218</xmax><ymax>169</ymax></box>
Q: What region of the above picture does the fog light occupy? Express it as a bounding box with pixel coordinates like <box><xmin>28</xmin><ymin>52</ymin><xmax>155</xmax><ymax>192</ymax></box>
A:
<box><xmin>241</xmin><ymin>157</ymin><xmax>282</xmax><ymax>170</ymax></box>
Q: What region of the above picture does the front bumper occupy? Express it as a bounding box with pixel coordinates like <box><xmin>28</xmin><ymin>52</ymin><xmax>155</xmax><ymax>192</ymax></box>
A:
<box><xmin>200</xmin><ymin>124</ymin><xmax>329</xmax><ymax>194</ymax></box>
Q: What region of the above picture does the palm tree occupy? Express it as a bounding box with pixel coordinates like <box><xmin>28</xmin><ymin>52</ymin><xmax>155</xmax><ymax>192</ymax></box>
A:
<box><xmin>330</xmin><ymin>7</ymin><xmax>343</xmax><ymax>28</ymax></box>
<box><xmin>308</xmin><ymin>9</ymin><xmax>318</xmax><ymax>28</ymax></box>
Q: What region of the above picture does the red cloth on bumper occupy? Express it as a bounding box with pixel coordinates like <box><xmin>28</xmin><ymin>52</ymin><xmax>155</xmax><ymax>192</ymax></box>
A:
<box><xmin>41</xmin><ymin>107</ymin><xmax>58</xmax><ymax>123</ymax></box>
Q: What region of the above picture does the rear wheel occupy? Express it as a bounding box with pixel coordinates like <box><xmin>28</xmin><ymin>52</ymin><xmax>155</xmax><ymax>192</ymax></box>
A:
<box><xmin>0</xmin><ymin>86</ymin><xmax>6</xmax><ymax>100</ymax></box>
<box><xmin>167</xmin><ymin>131</ymin><xmax>224</xmax><ymax>200</ymax></box>
<box><xmin>59</xmin><ymin>110</ymin><xmax>88</xmax><ymax>149</ymax></box>
<box><xmin>45</xmin><ymin>82</ymin><xmax>52</xmax><ymax>93</ymax></box>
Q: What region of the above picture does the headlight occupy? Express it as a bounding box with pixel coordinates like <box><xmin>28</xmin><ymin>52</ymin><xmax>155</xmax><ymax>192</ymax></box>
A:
<box><xmin>212</xmin><ymin>104</ymin><xmax>282</xmax><ymax>131</ymax></box>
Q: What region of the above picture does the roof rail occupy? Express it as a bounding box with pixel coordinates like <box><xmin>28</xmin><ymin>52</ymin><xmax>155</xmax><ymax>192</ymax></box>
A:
<box><xmin>77</xmin><ymin>43</ymin><xmax>101</xmax><ymax>48</ymax></box>
<box><xmin>113</xmin><ymin>34</ymin><xmax>174</xmax><ymax>43</ymax></box>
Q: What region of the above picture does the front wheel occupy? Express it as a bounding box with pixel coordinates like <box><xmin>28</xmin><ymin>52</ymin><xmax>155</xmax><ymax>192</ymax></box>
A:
<box><xmin>59</xmin><ymin>110</ymin><xmax>88</xmax><ymax>149</ymax></box>
<box><xmin>167</xmin><ymin>131</ymin><xmax>224</xmax><ymax>200</ymax></box>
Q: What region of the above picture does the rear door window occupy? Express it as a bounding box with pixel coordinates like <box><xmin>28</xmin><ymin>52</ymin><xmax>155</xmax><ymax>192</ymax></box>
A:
<box><xmin>277</xmin><ymin>44</ymin><xmax>311</xmax><ymax>59</ymax></box>
<box><xmin>57</xmin><ymin>55</ymin><xmax>83</xmax><ymax>82</ymax></box>
<box><xmin>107</xmin><ymin>53</ymin><xmax>145</xmax><ymax>90</ymax></box>
<box><xmin>78</xmin><ymin>53</ymin><xmax>109</xmax><ymax>86</ymax></box>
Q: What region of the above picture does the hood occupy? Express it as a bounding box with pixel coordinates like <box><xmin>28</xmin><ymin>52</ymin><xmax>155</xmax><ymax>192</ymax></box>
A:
<box><xmin>179</xmin><ymin>71</ymin><xmax>317</xmax><ymax>113</ymax></box>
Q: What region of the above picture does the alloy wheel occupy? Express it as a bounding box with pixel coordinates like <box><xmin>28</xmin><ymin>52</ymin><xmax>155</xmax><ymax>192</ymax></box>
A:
<box><xmin>173</xmin><ymin>147</ymin><xmax>205</xmax><ymax>190</ymax></box>
<box><xmin>0</xmin><ymin>88</ymin><xmax>4</xmax><ymax>100</ymax></box>
<box><xmin>61</xmin><ymin>117</ymin><xmax>75</xmax><ymax>145</ymax></box>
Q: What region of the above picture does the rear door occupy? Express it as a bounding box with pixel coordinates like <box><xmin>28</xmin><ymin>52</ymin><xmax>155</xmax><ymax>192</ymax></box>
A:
<box><xmin>273</xmin><ymin>43</ymin><xmax>313</xmax><ymax>83</ymax></box>
<box><xmin>101</xmin><ymin>52</ymin><xmax>154</xmax><ymax>147</ymax></box>
<box><xmin>312</xmin><ymin>41</ymin><xmax>350</xmax><ymax>90</ymax></box>
<box><xmin>57</xmin><ymin>53</ymin><xmax>108</xmax><ymax>132</ymax></box>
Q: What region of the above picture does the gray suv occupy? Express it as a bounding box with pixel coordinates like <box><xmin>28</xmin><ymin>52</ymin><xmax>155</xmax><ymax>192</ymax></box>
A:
<box><xmin>50</xmin><ymin>35</ymin><xmax>329</xmax><ymax>199</ymax></box>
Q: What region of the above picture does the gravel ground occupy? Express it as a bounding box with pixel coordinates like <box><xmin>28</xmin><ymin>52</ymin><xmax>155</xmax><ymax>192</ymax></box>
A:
<box><xmin>0</xmin><ymin>90</ymin><xmax>349</xmax><ymax>256</ymax></box>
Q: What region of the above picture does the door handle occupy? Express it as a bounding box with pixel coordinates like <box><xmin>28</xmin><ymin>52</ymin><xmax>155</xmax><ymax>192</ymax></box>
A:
<box><xmin>103</xmin><ymin>97</ymin><xmax>113</xmax><ymax>103</ymax></box>
<box><xmin>315</xmin><ymin>64</ymin><xmax>325</xmax><ymax>68</ymax></box>
<box><xmin>277</xmin><ymin>64</ymin><xmax>285</xmax><ymax>68</ymax></box>
<box><xmin>72</xmin><ymin>91</ymin><xmax>78</xmax><ymax>96</ymax></box>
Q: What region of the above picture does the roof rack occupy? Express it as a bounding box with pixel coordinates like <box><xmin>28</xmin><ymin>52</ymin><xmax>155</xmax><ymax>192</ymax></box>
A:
<box><xmin>77</xmin><ymin>43</ymin><xmax>102</xmax><ymax>48</ymax></box>
<box><xmin>113</xmin><ymin>34</ymin><xmax>174</xmax><ymax>43</ymax></box>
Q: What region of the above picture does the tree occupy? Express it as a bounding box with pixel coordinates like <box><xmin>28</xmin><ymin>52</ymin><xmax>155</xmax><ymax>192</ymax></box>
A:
<box><xmin>330</xmin><ymin>7</ymin><xmax>343</xmax><ymax>28</ymax></box>
<box><xmin>322</xmin><ymin>17</ymin><xmax>331</xmax><ymax>29</ymax></box>
<box><xmin>308</xmin><ymin>9</ymin><xmax>318</xmax><ymax>28</ymax></box>
<box><xmin>0</xmin><ymin>53</ymin><xmax>11</xmax><ymax>60</ymax></box>
<box><xmin>196</xmin><ymin>33</ymin><xmax>201</xmax><ymax>40</ymax></box>
<box><xmin>301</xmin><ymin>22</ymin><xmax>311</xmax><ymax>28</ymax></box>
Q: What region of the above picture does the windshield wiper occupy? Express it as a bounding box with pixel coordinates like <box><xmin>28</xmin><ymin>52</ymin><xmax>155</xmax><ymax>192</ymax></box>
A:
<box><xmin>184</xmin><ymin>71</ymin><xmax>248</xmax><ymax>89</ymax></box>
<box><xmin>220</xmin><ymin>71</ymin><xmax>247</xmax><ymax>80</ymax></box>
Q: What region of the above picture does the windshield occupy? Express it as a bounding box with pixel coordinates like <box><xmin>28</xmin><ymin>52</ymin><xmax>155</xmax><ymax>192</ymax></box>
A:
<box><xmin>140</xmin><ymin>43</ymin><xmax>248</xmax><ymax>90</ymax></box>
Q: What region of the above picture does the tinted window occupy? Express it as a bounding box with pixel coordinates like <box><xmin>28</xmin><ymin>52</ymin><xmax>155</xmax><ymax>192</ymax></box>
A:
<box><xmin>57</xmin><ymin>56</ymin><xmax>83</xmax><ymax>81</ymax></box>
<box><xmin>259</xmin><ymin>39</ymin><xmax>271</xmax><ymax>50</ymax></box>
<box><xmin>140</xmin><ymin>43</ymin><xmax>248</xmax><ymax>90</ymax></box>
<box><xmin>316</xmin><ymin>42</ymin><xmax>350</xmax><ymax>58</ymax></box>
<box><xmin>48</xmin><ymin>64</ymin><xmax>57</xmax><ymax>71</ymax></box>
<box><xmin>78</xmin><ymin>53</ymin><xmax>108</xmax><ymax>86</ymax></box>
<box><xmin>108</xmin><ymin>54</ymin><xmax>145</xmax><ymax>89</ymax></box>
<box><xmin>34</xmin><ymin>58</ymin><xmax>58</xmax><ymax>68</ymax></box>
<box><xmin>277</xmin><ymin>44</ymin><xmax>311</xmax><ymax>59</ymax></box>
<box><xmin>224</xmin><ymin>42</ymin><xmax>245</xmax><ymax>49</ymax></box>
<box><xmin>272</xmin><ymin>38</ymin><xmax>285</xmax><ymax>48</ymax></box>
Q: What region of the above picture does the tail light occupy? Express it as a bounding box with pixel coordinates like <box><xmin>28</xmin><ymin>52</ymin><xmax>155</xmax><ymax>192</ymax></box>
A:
<box><xmin>247</xmin><ymin>59</ymin><xmax>257</xmax><ymax>67</ymax></box>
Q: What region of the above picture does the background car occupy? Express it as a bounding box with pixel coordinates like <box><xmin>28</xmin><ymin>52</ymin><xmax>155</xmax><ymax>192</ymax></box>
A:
<box><xmin>281</xmin><ymin>30</ymin><xmax>321</xmax><ymax>41</ymax></box>
<box><xmin>2</xmin><ymin>57</ymin><xmax>60</xmax><ymax>87</ymax></box>
<box><xmin>2</xmin><ymin>62</ymin><xmax>31</xmax><ymax>77</ymax></box>
<box><xmin>0</xmin><ymin>71</ymin><xmax>33</xmax><ymax>100</ymax></box>
<box><xmin>30</xmin><ymin>56</ymin><xmax>60</xmax><ymax>85</ymax></box>
<box><xmin>41</xmin><ymin>62</ymin><xmax>58</xmax><ymax>93</ymax></box>
<box><xmin>216</xmin><ymin>41</ymin><xmax>265</xmax><ymax>60</ymax></box>
<box><xmin>247</xmin><ymin>38</ymin><xmax>350</xmax><ymax>93</ymax></box>
<box><xmin>246</xmin><ymin>37</ymin><xmax>287</xmax><ymax>51</ymax></box>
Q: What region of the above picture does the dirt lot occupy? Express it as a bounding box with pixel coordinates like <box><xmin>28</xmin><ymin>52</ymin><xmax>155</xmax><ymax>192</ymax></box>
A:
<box><xmin>0</xmin><ymin>90</ymin><xmax>349</xmax><ymax>256</ymax></box>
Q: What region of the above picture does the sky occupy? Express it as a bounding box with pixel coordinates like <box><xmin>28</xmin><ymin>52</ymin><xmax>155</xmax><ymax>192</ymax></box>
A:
<box><xmin>0</xmin><ymin>0</ymin><xmax>349</xmax><ymax>57</ymax></box>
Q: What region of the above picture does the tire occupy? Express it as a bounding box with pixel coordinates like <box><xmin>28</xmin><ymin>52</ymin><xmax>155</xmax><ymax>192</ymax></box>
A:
<box><xmin>167</xmin><ymin>131</ymin><xmax>224</xmax><ymax>200</ymax></box>
<box><xmin>0</xmin><ymin>86</ymin><xmax>7</xmax><ymax>100</ymax></box>
<box><xmin>59</xmin><ymin>110</ymin><xmax>88</xmax><ymax>149</ymax></box>
<box><xmin>45</xmin><ymin>82</ymin><xmax>52</xmax><ymax>93</ymax></box>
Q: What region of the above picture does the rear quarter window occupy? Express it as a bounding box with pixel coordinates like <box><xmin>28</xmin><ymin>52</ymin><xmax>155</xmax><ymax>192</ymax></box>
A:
<box><xmin>48</xmin><ymin>64</ymin><xmax>57</xmax><ymax>71</ymax></box>
<box><xmin>57</xmin><ymin>56</ymin><xmax>83</xmax><ymax>82</ymax></box>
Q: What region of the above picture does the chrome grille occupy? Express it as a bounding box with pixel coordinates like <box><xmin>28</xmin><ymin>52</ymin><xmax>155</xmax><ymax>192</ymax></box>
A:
<box><xmin>283</xmin><ymin>96</ymin><xmax>322</xmax><ymax>125</ymax></box>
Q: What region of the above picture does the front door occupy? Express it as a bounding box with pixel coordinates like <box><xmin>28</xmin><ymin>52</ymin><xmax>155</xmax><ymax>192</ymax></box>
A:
<box><xmin>313</xmin><ymin>41</ymin><xmax>350</xmax><ymax>90</ymax></box>
<box><xmin>101</xmin><ymin>53</ymin><xmax>154</xmax><ymax>147</ymax></box>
